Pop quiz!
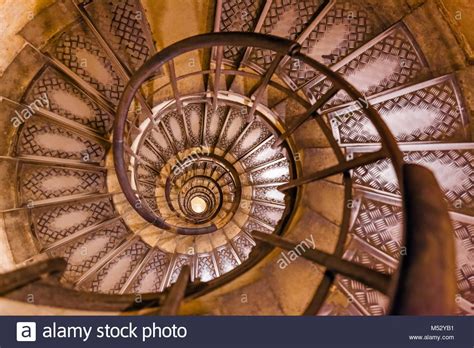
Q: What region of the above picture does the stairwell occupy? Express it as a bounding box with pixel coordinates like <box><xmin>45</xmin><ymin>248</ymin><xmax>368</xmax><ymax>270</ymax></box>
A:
<box><xmin>0</xmin><ymin>0</ymin><xmax>472</xmax><ymax>316</ymax></box>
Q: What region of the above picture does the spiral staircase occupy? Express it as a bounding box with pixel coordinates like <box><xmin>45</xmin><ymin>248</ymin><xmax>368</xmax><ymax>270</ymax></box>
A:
<box><xmin>0</xmin><ymin>0</ymin><xmax>472</xmax><ymax>316</ymax></box>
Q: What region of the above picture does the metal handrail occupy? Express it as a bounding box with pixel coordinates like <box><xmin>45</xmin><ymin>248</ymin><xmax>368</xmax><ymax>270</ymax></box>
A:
<box><xmin>114</xmin><ymin>33</ymin><xmax>301</xmax><ymax>235</ymax></box>
<box><xmin>114</xmin><ymin>32</ymin><xmax>404</xmax><ymax>226</ymax></box>
<box><xmin>113</xmin><ymin>33</ymin><xmax>407</xmax><ymax>312</ymax></box>
<box><xmin>391</xmin><ymin>164</ymin><xmax>456</xmax><ymax>315</ymax></box>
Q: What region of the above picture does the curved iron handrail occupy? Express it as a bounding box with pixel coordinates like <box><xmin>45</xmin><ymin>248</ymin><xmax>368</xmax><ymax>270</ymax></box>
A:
<box><xmin>113</xmin><ymin>32</ymin><xmax>407</xmax><ymax>312</ymax></box>
<box><xmin>392</xmin><ymin>164</ymin><xmax>456</xmax><ymax>315</ymax></box>
<box><xmin>114</xmin><ymin>33</ymin><xmax>300</xmax><ymax>234</ymax></box>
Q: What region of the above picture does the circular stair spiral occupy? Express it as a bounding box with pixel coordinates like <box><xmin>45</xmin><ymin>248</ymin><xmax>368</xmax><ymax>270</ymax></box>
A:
<box><xmin>0</xmin><ymin>0</ymin><xmax>471</xmax><ymax>316</ymax></box>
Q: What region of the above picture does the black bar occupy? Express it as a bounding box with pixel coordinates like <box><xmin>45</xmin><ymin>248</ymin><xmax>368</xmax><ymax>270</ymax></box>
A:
<box><xmin>3</xmin><ymin>316</ymin><xmax>472</xmax><ymax>347</ymax></box>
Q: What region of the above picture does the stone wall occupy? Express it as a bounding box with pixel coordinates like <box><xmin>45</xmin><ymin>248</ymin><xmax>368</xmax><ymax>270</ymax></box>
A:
<box><xmin>0</xmin><ymin>0</ymin><xmax>54</xmax><ymax>75</ymax></box>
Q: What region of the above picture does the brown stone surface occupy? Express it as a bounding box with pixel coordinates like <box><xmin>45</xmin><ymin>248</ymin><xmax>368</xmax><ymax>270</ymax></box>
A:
<box><xmin>301</xmin><ymin>147</ymin><xmax>342</xmax><ymax>184</ymax></box>
<box><xmin>141</xmin><ymin>0</ymin><xmax>214</xmax><ymax>97</ymax></box>
<box><xmin>302</xmin><ymin>180</ymin><xmax>345</xmax><ymax>227</ymax></box>
<box><xmin>439</xmin><ymin>0</ymin><xmax>474</xmax><ymax>60</ymax></box>
<box><xmin>0</xmin><ymin>160</ymin><xmax>17</xmax><ymax>210</ymax></box>
<box><xmin>0</xmin><ymin>102</ymin><xmax>18</xmax><ymax>157</ymax></box>
<box><xmin>0</xmin><ymin>0</ymin><xmax>54</xmax><ymax>74</ymax></box>
<box><xmin>0</xmin><ymin>45</ymin><xmax>45</xmax><ymax>100</ymax></box>
<box><xmin>267</xmin><ymin>253</ymin><xmax>324</xmax><ymax>315</ymax></box>
<box><xmin>2</xmin><ymin>209</ymin><xmax>39</xmax><ymax>263</ymax></box>
<box><xmin>216</xmin><ymin>276</ymin><xmax>284</xmax><ymax>315</ymax></box>
<box><xmin>19</xmin><ymin>0</ymin><xmax>78</xmax><ymax>49</ymax></box>
<box><xmin>363</xmin><ymin>0</ymin><xmax>429</xmax><ymax>25</ymax></box>
<box><xmin>286</xmin><ymin>205</ymin><xmax>340</xmax><ymax>254</ymax></box>
<box><xmin>403</xmin><ymin>0</ymin><xmax>467</xmax><ymax>74</ymax></box>
<box><xmin>289</xmin><ymin>120</ymin><xmax>331</xmax><ymax>149</ymax></box>
<box><xmin>190</xmin><ymin>258</ymin><xmax>322</xmax><ymax>315</ymax></box>
<box><xmin>142</xmin><ymin>0</ymin><xmax>214</xmax><ymax>49</ymax></box>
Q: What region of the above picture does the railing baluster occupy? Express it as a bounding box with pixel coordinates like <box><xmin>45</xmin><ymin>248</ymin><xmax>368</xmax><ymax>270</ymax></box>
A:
<box><xmin>158</xmin><ymin>265</ymin><xmax>191</xmax><ymax>315</ymax></box>
<box><xmin>75</xmin><ymin>236</ymin><xmax>140</xmax><ymax>287</ymax></box>
<box><xmin>214</xmin><ymin>107</ymin><xmax>232</xmax><ymax>150</ymax></box>
<box><xmin>124</xmin><ymin>144</ymin><xmax>139</xmax><ymax>161</ymax></box>
<box><xmin>222</xmin><ymin>121</ymin><xmax>253</xmax><ymax>157</ymax></box>
<box><xmin>159</xmin><ymin>122</ymin><xmax>180</xmax><ymax>156</ymax></box>
<box><xmin>144</xmin><ymin>139</ymin><xmax>167</xmax><ymax>164</ymax></box>
<box><xmin>272</xmin><ymin>86</ymin><xmax>340</xmax><ymax>148</ymax></box>
<box><xmin>42</xmin><ymin>215</ymin><xmax>127</xmax><ymax>252</ymax></box>
<box><xmin>233</xmin><ymin>135</ymin><xmax>273</xmax><ymax>164</ymax></box>
<box><xmin>278</xmin><ymin>149</ymin><xmax>386</xmax><ymax>191</ymax></box>
<box><xmin>212</xmin><ymin>46</ymin><xmax>224</xmax><ymax>113</ymax></box>
<box><xmin>120</xmin><ymin>228</ymin><xmax>156</xmax><ymax>294</ymax></box>
<box><xmin>126</xmin><ymin>143</ymin><xmax>169</xmax><ymax>188</ymax></box>
<box><xmin>168</xmin><ymin>60</ymin><xmax>191</xmax><ymax>146</ymax></box>
<box><xmin>246</xmin><ymin>53</ymin><xmax>285</xmax><ymax>122</ymax></box>
<box><xmin>252</xmin><ymin>231</ymin><xmax>391</xmax><ymax>294</ymax></box>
